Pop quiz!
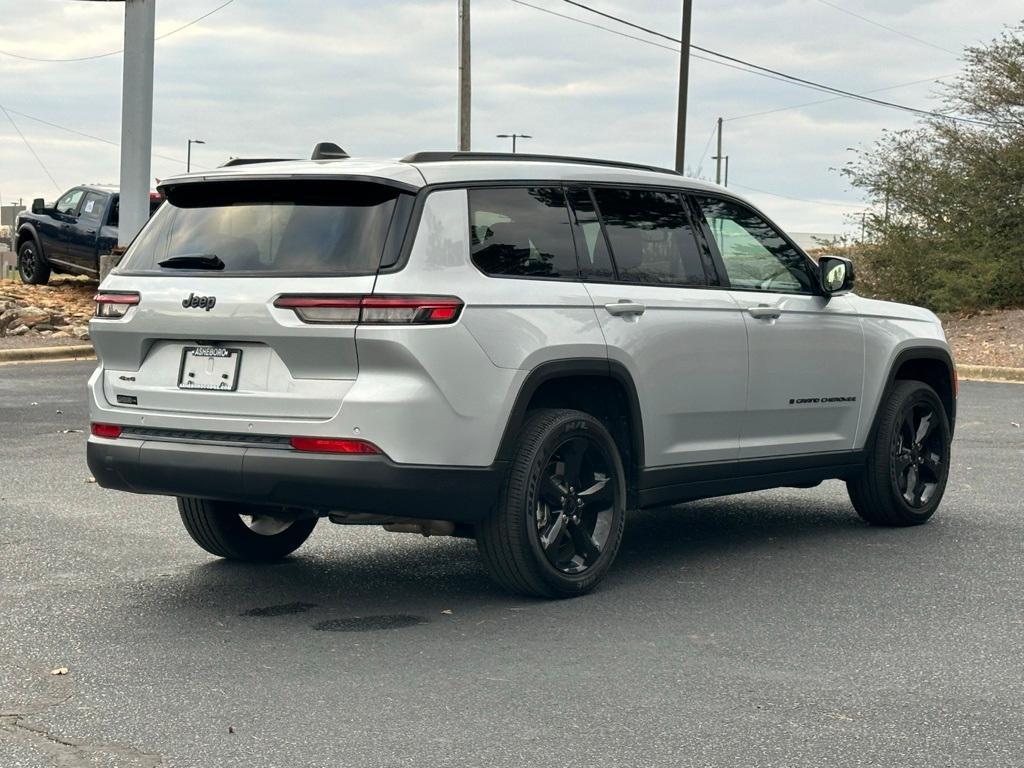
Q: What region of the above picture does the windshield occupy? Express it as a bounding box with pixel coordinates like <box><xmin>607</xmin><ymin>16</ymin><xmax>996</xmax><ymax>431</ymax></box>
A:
<box><xmin>119</xmin><ymin>180</ymin><xmax>402</xmax><ymax>276</ymax></box>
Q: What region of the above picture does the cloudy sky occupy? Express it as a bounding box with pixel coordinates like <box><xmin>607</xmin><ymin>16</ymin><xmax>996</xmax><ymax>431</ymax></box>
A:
<box><xmin>1</xmin><ymin>0</ymin><xmax>1021</xmax><ymax>233</ymax></box>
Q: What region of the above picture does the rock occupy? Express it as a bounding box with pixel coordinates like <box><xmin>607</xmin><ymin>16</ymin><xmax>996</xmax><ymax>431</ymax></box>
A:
<box><xmin>71</xmin><ymin>325</ymin><xmax>90</xmax><ymax>340</ymax></box>
<box><xmin>33</xmin><ymin>323</ymin><xmax>58</xmax><ymax>333</ymax></box>
<box><xmin>7</xmin><ymin>324</ymin><xmax>29</xmax><ymax>336</ymax></box>
<box><xmin>17</xmin><ymin>306</ymin><xmax>51</xmax><ymax>328</ymax></box>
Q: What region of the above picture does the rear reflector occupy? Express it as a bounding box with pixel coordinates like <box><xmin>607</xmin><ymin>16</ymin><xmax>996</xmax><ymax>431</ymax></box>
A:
<box><xmin>91</xmin><ymin>423</ymin><xmax>122</xmax><ymax>439</ymax></box>
<box><xmin>275</xmin><ymin>295</ymin><xmax>462</xmax><ymax>325</ymax></box>
<box><xmin>94</xmin><ymin>292</ymin><xmax>140</xmax><ymax>319</ymax></box>
<box><xmin>289</xmin><ymin>437</ymin><xmax>382</xmax><ymax>455</ymax></box>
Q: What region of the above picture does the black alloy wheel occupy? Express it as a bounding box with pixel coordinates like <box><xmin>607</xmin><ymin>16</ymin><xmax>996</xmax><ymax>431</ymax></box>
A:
<box><xmin>534</xmin><ymin>436</ymin><xmax>616</xmax><ymax>574</ymax></box>
<box><xmin>18</xmin><ymin>240</ymin><xmax>50</xmax><ymax>285</ymax></box>
<box><xmin>848</xmin><ymin>380</ymin><xmax>951</xmax><ymax>526</ymax></box>
<box><xmin>476</xmin><ymin>408</ymin><xmax>627</xmax><ymax>598</ymax></box>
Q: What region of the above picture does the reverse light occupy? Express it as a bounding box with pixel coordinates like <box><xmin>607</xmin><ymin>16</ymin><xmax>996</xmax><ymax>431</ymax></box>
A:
<box><xmin>274</xmin><ymin>295</ymin><xmax>463</xmax><ymax>325</ymax></box>
<box><xmin>290</xmin><ymin>437</ymin><xmax>382</xmax><ymax>455</ymax></box>
<box><xmin>94</xmin><ymin>292</ymin><xmax>140</xmax><ymax>319</ymax></box>
<box><xmin>91</xmin><ymin>423</ymin><xmax>122</xmax><ymax>439</ymax></box>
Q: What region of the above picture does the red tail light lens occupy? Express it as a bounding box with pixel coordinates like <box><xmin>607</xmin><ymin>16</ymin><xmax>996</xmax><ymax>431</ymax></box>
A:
<box><xmin>275</xmin><ymin>295</ymin><xmax>462</xmax><ymax>325</ymax></box>
<box><xmin>91</xmin><ymin>423</ymin><xmax>122</xmax><ymax>439</ymax></box>
<box><xmin>94</xmin><ymin>292</ymin><xmax>140</xmax><ymax>319</ymax></box>
<box><xmin>290</xmin><ymin>437</ymin><xmax>382</xmax><ymax>455</ymax></box>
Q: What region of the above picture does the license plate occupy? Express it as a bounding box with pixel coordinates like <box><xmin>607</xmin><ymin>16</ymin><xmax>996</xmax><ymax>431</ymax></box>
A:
<box><xmin>178</xmin><ymin>347</ymin><xmax>242</xmax><ymax>391</ymax></box>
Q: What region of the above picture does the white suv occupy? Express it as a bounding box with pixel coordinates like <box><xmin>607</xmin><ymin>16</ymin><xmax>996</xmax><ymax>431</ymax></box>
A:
<box><xmin>87</xmin><ymin>150</ymin><xmax>956</xmax><ymax>598</ymax></box>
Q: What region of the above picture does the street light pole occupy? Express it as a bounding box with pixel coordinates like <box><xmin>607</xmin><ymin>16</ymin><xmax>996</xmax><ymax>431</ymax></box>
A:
<box><xmin>187</xmin><ymin>139</ymin><xmax>205</xmax><ymax>173</ymax></box>
<box><xmin>496</xmin><ymin>134</ymin><xmax>532</xmax><ymax>153</ymax></box>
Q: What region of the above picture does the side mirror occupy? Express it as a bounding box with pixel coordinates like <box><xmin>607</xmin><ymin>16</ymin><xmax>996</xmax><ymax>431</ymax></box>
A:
<box><xmin>818</xmin><ymin>255</ymin><xmax>855</xmax><ymax>296</ymax></box>
<box><xmin>31</xmin><ymin>198</ymin><xmax>46</xmax><ymax>214</ymax></box>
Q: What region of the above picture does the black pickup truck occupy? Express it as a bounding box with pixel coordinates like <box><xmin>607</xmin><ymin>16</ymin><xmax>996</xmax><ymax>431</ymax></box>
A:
<box><xmin>14</xmin><ymin>185</ymin><xmax>161</xmax><ymax>285</ymax></box>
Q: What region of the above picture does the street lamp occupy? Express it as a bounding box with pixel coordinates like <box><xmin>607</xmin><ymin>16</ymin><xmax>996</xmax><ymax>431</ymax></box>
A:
<box><xmin>187</xmin><ymin>139</ymin><xmax>205</xmax><ymax>173</ymax></box>
<box><xmin>496</xmin><ymin>134</ymin><xmax>532</xmax><ymax>153</ymax></box>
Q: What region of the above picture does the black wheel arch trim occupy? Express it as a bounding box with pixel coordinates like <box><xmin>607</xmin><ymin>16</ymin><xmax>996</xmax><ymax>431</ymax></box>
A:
<box><xmin>867</xmin><ymin>346</ymin><xmax>957</xmax><ymax>448</ymax></box>
<box><xmin>494</xmin><ymin>358</ymin><xmax>645</xmax><ymax>483</ymax></box>
<box><xmin>16</xmin><ymin>225</ymin><xmax>44</xmax><ymax>258</ymax></box>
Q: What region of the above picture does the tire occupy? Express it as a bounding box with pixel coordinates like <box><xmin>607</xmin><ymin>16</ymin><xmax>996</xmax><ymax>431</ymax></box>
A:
<box><xmin>848</xmin><ymin>380</ymin><xmax>952</xmax><ymax>526</ymax></box>
<box><xmin>178</xmin><ymin>498</ymin><xmax>317</xmax><ymax>561</ymax></box>
<box><xmin>476</xmin><ymin>408</ymin><xmax>627</xmax><ymax>598</ymax></box>
<box><xmin>17</xmin><ymin>238</ymin><xmax>50</xmax><ymax>285</ymax></box>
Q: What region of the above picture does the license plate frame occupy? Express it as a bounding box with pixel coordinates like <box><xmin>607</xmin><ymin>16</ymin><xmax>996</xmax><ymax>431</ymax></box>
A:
<box><xmin>178</xmin><ymin>346</ymin><xmax>242</xmax><ymax>392</ymax></box>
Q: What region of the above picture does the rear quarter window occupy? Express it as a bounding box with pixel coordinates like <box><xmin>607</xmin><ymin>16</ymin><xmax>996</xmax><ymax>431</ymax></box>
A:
<box><xmin>468</xmin><ymin>187</ymin><xmax>578</xmax><ymax>279</ymax></box>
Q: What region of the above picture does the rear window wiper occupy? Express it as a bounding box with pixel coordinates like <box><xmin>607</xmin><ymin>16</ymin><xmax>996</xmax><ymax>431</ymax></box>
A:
<box><xmin>158</xmin><ymin>254</ymin><xmax>225</xmax><ymax>270</ymax></box>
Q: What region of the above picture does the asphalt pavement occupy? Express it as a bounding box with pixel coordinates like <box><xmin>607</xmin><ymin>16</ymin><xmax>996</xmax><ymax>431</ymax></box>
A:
<box><xmin>0</xmin><ymin>361</ymin><xmax>1021</xmax><ymax>767</ymax></box>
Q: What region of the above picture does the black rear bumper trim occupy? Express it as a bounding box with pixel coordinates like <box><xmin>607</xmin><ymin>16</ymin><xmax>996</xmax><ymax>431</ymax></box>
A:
<box><xmin>87</xmin><ymin>437</ymin><xmax>506</xmax><ymax>523</ymax></box>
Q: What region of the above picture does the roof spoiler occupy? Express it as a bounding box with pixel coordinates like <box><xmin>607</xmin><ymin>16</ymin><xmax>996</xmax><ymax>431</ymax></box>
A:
<box><xmin>312</xmin><ymin>142</ymin><xmax>350</xmax><ymax>160</ymax></box>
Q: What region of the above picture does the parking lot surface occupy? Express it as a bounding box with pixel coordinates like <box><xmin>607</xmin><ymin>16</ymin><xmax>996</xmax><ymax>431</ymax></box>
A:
<box><xmin>1</xmin><ymin>361</ymin><xmax>1021</xmax><ymax>767</ymax></box>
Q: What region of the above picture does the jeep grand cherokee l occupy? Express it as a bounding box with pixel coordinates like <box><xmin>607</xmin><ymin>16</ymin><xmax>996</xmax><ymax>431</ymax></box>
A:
<box><xmin>86</xmin><ymin>150</ymin><xmax>956</xmax><ymax>598</ymax></box>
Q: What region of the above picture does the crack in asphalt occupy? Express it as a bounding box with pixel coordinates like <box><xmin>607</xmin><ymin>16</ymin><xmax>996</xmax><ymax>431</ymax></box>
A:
<box><xmin>0</xmin><ymin>715</ymin><xmax>165</xmax><ymax>767</ymax></box>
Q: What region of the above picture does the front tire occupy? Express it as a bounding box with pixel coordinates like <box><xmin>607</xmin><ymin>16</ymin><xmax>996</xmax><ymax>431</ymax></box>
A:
<box><xmin>17</xmin><ymin>239</ymin><xmax>50</xmax><ymax>285</ymax></box>
<box><xmin>178</xmin><ymin>498</ymin><xmax>317</xmax><ymax>561</ymax></box>
<box><xmin>848</xmin><ymin>380</ymin><xmax>951</xmax><ymax>526</ymax></box>
<box><xmin>476</xmin><ymin>409</ymin><xmax>627</xmax><ymax>598</ymax></box>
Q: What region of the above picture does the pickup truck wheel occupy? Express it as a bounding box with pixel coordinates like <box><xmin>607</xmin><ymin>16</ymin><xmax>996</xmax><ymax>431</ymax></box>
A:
<box><xmin>847</xmin><ymin>381</ymin><xmax>951</xmax><ymax>526</ymax></box>
<box><xmin>476</xmin><ymin>408</ymin><xmax>626</xmax><ymax>598</ymax></box>
<box><xmin>17</xmin><ymin>240</ymin><xmax>50</xmax><ymax>285</ymax></box>
<box><xmin>177</xmin><ymin>497</ymin><xmax>317</xmax><ymax>561</ymax></box>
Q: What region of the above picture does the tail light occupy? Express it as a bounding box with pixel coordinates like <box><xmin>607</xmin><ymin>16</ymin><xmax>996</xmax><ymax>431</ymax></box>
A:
<box><xmin>290</xmin><ymin>437</ymin><xmax>382</xmax><ymax>455</ymax></box>
<box><xmin>91</xmin><ymin>423</ymin><xmax>122</xmax><ymax>439</ymax></box>
<box><xmin>94</xmin><ymin>292</ymin><xmax>140</xmax><ymax>319</ymax></box>
<box><xmin>275</xmin><ymin>295</ymin><xmax>462</xmax><ymax>325</ymax></box>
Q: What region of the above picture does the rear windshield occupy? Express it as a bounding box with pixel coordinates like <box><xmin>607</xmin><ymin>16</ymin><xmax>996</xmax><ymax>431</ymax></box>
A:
<box><xmin>119</xmin><ymin>180</ymin><xmax>402</xmax><ymax>276</ymax></box>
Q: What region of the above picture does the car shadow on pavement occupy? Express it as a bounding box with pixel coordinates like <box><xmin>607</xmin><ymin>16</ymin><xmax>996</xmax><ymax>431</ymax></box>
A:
<box><xmin>116</xmin><ymin>489</ymin><xmax>899</xmax><ymax>635</ymax></box>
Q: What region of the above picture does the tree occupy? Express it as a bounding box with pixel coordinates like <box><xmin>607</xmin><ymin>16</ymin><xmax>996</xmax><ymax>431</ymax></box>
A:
<box><xmin>843</xmin><ymin>23</ymin><xmax>1024</xmax><ymax>312</ymax></box>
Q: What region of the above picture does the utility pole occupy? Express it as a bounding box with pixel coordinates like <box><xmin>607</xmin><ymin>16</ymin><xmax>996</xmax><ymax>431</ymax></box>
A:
<box><xmin>714</xmin><ymin>118</ymin><xmax>723</xmax><ymax>185</ymax></box>
<box><xmin>458</xmin><ymin>0</ymin><xmax>471</xmax><ymax>151</ymax></box>
<box><xmin>186</xmin><ymin>139</ymin><xmax>205</xmax><ymax>173</ymax></box>
<box><xmin>674</xmin><ymin>0</ymin><xmax>692</xmax><ymax>173</ymax></box>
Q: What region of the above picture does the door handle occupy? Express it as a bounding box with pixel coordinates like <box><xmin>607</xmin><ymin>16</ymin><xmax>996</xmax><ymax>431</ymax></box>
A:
<box><xmin>747</xmin><ymin>306</ymin><xmax>782</xmax><ymax>320</ymax></box>
<box><xmin>605</xmin><ymin>301</ymin><xmax>646</xmax><ymax>317</ymax></box>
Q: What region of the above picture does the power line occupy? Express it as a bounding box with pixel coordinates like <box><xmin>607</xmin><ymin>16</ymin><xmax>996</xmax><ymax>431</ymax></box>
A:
<box><xmin>558</xmin><ymin>0</ymin><xmax>994</xmax><ymax>127</ymax></box>
<box><xmin>0</xmin><ymin>104</ymin><xmax>61</xmax><ymax>192</ymax></box>
<box><xmin>730</xmin><ymin>182</ymin><xmax>867</xmax><ymax>211</ymax></box>
<box><xmin>510</xmin><ymin>1</ymin><xmax>854</xmax><ymax>94</ymax></box>
<box><xmin>725</xmin><ymin>74</ymin><xmax>955</xmax><ymax>122</ymax></box>
<box><xmin>0</xmin><ymin>0</ymin><xmax>236</xmax><ymax>63</ymax></box>
<box><xmin>811</xmin><ymin>0</ymin><xmax>958</xmax><ymax>56</ymax></box>
<box><xmin>0</xmin><ymin>103</ymin><xmax>191</xmax><ymax>166</ymax></box>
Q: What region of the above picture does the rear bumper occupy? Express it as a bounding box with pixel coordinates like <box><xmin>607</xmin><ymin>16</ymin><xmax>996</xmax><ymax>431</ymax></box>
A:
<box><xmin>87</xmin><ymin>437</ymin><xmax>506</xmax><ymax>523</ymax></box>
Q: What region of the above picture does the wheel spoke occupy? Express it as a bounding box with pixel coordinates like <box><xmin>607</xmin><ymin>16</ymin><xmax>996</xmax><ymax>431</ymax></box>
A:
<box><xmin>559</xmin><ymin>438</ymin><xmax>587</xmax><ymax>489</ymax></box>
<box><xmin>922</xmin><ymin>451</ymin><xmax>942</xmax><ymax>477</ymax></box>
<box><xmin>902</xmin><ymin>465</ymin><xmax>919</xmax><ymax>503</ymax></box>
<box><xmin>540</xmin><ymin>512</ymin><xmax>567</xmax><ymax>552</ymax></box>
<box><xmin>576</xmin><ymin>477</ymin><xmax>608</xmax><ymax>498</ymax></box>
<box><xmin>895</xmin><ymin>451</ymin><xmax>914</xmax><ymax>475</ymax></box>
<box><xmin>567</xmin><ymin>520</ymin><xmax>602</xmax><ymax>565</ymax></box>
<box><xmin>540</xmin><ymin>473</ymin><xmax>567</xmax><ymax>506</ymax></box>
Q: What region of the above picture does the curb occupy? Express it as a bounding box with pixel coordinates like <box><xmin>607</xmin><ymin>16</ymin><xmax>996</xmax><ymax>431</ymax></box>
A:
<box><xmin>0</xmin><ymin>344</ymin><xmax>95</xmax><ymax>364</ymax></box>
<box><xmin>958</xmin><ymin>364</ymin><xmax>1024</xmax><ymax>383</ymax></box>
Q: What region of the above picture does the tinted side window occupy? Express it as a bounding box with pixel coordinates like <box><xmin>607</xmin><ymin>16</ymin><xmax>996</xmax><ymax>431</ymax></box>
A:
<box><xmin>592</xmin><ymin>188</ymin><xmax>706</xmax><ymax>286</ymax></box>
<box><xmin>79</xmin><ymin>192</ymin><xmax>106</xmax><ymax>224</ymax></box>
<box><xmin>469</xmin><ymin>187</ymin><xmax>577</xmax><ymax>279</ymax></box>
<box><xmin>565</xmin><ymin>186</ymin><xmax>615</xmax><ymax>281</ymax></box>
<box><xmin>695</xmin><ymin>197</ymin><xmax>815</xmax><ymax>293</ymax></box>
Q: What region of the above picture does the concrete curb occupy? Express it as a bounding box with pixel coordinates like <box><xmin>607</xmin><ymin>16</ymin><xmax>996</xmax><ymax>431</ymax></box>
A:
<box><xmin>0</xmin><ymin>344</ymin><xmax>95</xmax><ymax>364</ymax></box>
<box><xmin>958</xmin><ymin>364</ymin><xmax>1024</xmax><ymax>383</ymax></box>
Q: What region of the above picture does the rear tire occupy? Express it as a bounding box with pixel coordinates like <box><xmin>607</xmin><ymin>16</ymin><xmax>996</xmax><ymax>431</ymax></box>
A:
<box><xmin>178</xmin><ymin>498</ymin><xmax>317</xmax><ymax>560</ymax></box>
<box><xmin>17</xmin><ymin>239</ymin><xmax>50</xmax><ymax>285</ymax></box>
<box><xmin>847</xmin><ymin>380</ymin><xmax>951</xmax><ymax>526</ymax></box>
<box><xmin>476</xmin><ymin>408</ymin><xmax>626</xmax><ymax>598</ymax></box>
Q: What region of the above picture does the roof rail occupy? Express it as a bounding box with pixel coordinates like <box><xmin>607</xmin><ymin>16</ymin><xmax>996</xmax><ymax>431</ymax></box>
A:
<box><xmin>400</xmin><ymin>151</ymin><xmax>681</xmax><ymax>177</ymax></box>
